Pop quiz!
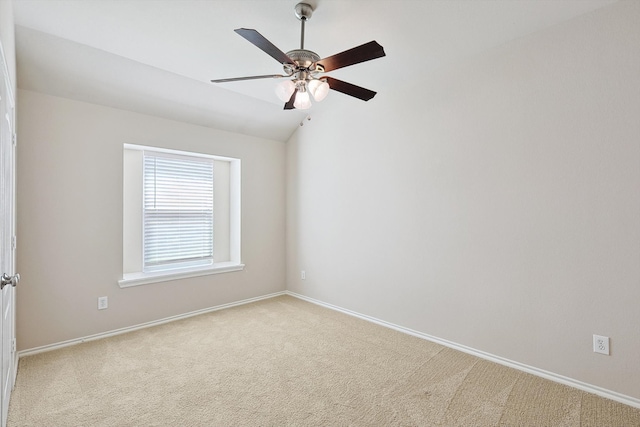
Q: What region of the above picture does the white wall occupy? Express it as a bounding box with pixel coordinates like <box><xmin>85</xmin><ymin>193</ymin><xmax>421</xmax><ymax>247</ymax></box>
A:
<box><xmin>0</xmin><ymin>0</ymin><xmax>15</xmax><ymax>92</ymax></box>
<box><xmin>16</xmin><ymin>90</ymin><xmax>286</xmax><ymax>350</ymax></box>
<box><xmin>287</xmin><ymin>1</ymin><xmax>640</xmax><ymax>400</ymax></box>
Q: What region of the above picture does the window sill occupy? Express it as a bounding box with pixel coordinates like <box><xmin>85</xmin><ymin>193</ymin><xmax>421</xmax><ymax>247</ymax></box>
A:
<box><xmin>118</xmin><ymin>262</ymin><xmax>245</xmax><ymax>288</ymax></box>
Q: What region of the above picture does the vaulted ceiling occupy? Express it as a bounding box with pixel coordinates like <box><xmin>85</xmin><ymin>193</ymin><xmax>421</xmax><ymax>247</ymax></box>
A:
<box><xmin>13</xmin><ymin>0</ymin><xmax>617</xmax><ymax>142</ymax></box>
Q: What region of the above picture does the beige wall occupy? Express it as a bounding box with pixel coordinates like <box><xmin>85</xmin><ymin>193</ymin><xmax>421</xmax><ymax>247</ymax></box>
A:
<box><xmin>16</xmin><ymin>90</ymin><xmax>286</xmax><ymax>350</ymax></box>
<box><xmin>287</xmin><ymin>1</ymin><xmax>640</xmax><ymax>400</ymax></box>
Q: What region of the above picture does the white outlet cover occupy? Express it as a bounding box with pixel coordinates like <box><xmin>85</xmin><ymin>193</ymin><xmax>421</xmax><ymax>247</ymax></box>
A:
<box><xmin>593</xmin><ymin>334</ymin><xmax>610</xmax><ymax>355</ymax></box>
<box><xmin>98</xmin><ymin>296</ymin><xmax>108</xmax><ymax>310</ymax></box>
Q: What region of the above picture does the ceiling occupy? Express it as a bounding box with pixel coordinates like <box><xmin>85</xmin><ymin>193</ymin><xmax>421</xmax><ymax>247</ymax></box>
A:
<box><xmin>13</xmin><ymin>0</ymin><xmax>617</xmax><ymax>142</ymax></box>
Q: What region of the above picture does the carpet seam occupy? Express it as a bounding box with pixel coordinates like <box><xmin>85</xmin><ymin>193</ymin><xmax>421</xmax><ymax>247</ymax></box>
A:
<box><xmin>438</xmin><ymin>358</ymin><xmax>481</xmax><ymax>426</ymax></box>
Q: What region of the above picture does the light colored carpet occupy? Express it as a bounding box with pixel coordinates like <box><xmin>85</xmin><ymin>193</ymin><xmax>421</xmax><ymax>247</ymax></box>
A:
<box><xmin>8</xmin><ymin>295</ymin><xmax>640</xmax><ymax>426</ymax></box>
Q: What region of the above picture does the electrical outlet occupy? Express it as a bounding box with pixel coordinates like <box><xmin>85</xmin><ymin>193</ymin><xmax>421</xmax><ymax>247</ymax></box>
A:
<box><xmin>98</xmin><ymin>296</ymin><xmax>108</xmax><ymax>310</ymax></box>
<box><xmin>593</xmin><ymin>334</ymin><xmax>609</xmax><ymax>355</ymax></box>
<box><xmin>301</xmin><ymin>270</ymin><xmax>306</xmax><ymax>280</ymax></box>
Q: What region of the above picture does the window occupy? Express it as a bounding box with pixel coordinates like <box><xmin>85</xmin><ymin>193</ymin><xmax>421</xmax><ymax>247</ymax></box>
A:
<box><xmin>143</xmin><ymin>152</ymin><xmax>214</xmax><ymax>271</ymax></box>
<box><xmin>120</xmin><ymin>144</ymin><xmax>242</xmax><ymax>287</ymax></box>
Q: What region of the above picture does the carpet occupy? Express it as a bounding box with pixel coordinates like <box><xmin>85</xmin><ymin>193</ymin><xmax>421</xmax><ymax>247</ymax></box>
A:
<box><xmin>8</xmin><ymin>295</ymin><xmax>640</xmax><ymax>426</ymax></box>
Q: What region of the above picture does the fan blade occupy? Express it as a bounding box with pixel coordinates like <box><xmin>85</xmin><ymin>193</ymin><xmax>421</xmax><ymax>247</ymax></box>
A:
<box><xmin>211</xmin><ymin>74</ymin><xmax>287</xmax><ymax>83</ymax></box>
<box><xmin>325</xmin><ymin>77</ymin><xmax>377</xmax><ymax>101</ymax></box>
<box><xmin>317</xmin><ymin>41</ymin><xmax>385</xmax><ymax>72</ymax></box>
<box><xmin>235</xmin><ymin>28</ymin><xmax>294</xmax><ymax>65</ymax></box>
<box><xmin>284</xmin><ymin>89</ymin><xmax>297</xmax><ymax>110</ymax></box>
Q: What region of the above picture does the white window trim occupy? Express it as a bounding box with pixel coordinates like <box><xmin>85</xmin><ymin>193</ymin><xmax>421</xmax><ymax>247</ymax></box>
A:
<box><xmin>121</xmin><ymin>144</ymin><xmax>243</xmax><ymax>288</ymax></box>
<box><xmin>119</xmin><ymin>262</ymin><xmax>245</xmax><ymax>288</ymax></box>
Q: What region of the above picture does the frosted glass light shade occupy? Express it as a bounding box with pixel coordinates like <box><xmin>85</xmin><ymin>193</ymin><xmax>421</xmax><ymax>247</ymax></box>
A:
<box><xmin>275</xmin><ymin>80</ymin><xmax>296</xmax><ymax>102</ymax></box>
<box><xmin>308</xmin><ymin>79</ymin><xmax>330</xmax><ymax>102</ymax></box>
<box><xmin>293</xmin><ymin>90</ymin><xmax>312</xmax><ymax>109</ymax></box>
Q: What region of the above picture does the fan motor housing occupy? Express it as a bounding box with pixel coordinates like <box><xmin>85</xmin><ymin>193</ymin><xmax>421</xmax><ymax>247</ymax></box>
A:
<box><xmin>286</xmin><ymin>49</ymin><xmax>320</xmax><ymax>69</ymax></box>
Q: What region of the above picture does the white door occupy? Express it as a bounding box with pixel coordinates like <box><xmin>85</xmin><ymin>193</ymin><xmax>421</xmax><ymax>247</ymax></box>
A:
<box><xmin>0</xmin><ymin>46</ymin><xmax>17</xmax><ymax>427</ymax></box>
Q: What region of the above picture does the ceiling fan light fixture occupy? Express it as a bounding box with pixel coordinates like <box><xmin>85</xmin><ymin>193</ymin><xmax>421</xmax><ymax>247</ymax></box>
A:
<box><xmin>308</xmin><ymin>79</ymin><xmax>329</xmax><ymax>102</ymax></box>
<box><xmin>293</xmin><ymin>90</ymin><xmax>312</xmax><ymax>110</ymax></box>
<box><xmin>211</xmin><ymin>2</ymin><xmax>386</xmax><ymax>110</ymax></box>
<box><xmin>275</xmin><ymin>80</ymin><xmax>296</xmax><ymax>102</ymax></box>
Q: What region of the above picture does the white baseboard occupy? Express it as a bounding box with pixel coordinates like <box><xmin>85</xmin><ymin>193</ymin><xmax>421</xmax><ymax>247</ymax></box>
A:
<box><xmin>286</xmin><ymin>291</ymin><xmax>640</xmax><ymax>410</ymax></box>
<box><xmin>17</xmin><ymin>291</ymin><xmax>287</xmax><ymax>358</ymax></box>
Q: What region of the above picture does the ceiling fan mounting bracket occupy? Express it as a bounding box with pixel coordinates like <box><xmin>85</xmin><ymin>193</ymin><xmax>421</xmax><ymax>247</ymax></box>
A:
<box><xmin>294</xmin><ymin>3</ymin><xmax>314</xmax><ymax>21</ymax></box>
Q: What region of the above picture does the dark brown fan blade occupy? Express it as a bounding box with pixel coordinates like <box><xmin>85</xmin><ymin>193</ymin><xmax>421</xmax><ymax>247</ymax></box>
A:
<box><xmin>284</xmin><ymin>89</ymin><xmax>297</xmax><ymax>110</ymax></box>
<box><xmin>325</xmin><ymin>77</ymin><xmax>377</xmax><ymax>101</ymax></box>
<box><xmin>211</xmin><ymin>74</ymin><xmax>288</xmax><ymax>83</ymax></box>
<box><xmin>317</xmin><ymin>41</ymin><xmax>385</xmax><ymax>72</ymax></box>
<box><xmin>235</xmin><ymin>28</ymin><xmax>294</xmax><ymax>65</ymax></box>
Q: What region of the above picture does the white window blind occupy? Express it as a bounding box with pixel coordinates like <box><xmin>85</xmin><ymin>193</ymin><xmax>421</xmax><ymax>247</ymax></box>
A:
<box><xmin>143</xmin><ymin>152</ymin><xmax>214</xmax><ymax>271</ymax></box>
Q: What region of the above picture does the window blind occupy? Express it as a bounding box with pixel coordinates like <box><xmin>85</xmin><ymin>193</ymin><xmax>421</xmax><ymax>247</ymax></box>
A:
<box><xmin>143</xmin><ymin>152</ymin><xmax>214</xmax><ymax>271</ymax></box>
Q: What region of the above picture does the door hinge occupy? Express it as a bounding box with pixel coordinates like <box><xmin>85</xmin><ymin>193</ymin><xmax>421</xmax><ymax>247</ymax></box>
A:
<box><xmin>11</xmin><ymin>339</ymin><xmax>16</xmax><ymax>353</ymax></box>
<box><xmin>11</xmin><ymin>236</ymin><xmax>16</xmax><ymax>250</ymax></box>
<box><xmin>12</xmin><ymin>133</ymin><xmax>16</xmax><ymax>146</ymax></box>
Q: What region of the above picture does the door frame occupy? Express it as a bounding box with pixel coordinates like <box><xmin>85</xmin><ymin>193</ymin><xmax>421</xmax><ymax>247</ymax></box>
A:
<box><xmin>0</xmin><ymin>38</ymin><xmax>17</xmax><ymax>427</ymax></box>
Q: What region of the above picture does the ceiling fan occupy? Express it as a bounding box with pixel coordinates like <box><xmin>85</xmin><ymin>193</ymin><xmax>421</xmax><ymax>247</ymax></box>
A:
<box><xmin>211</xmin><ymin>2</ymin><xmax>386</xmax><ymax>110</ymax></box>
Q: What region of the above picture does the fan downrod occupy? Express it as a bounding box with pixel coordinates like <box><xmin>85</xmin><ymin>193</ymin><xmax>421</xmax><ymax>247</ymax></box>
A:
<box><xmin>294</xmin><ymin>3</ymin><xmax>313</xmax><ymax>49</ymax></box>
<box><xmin>285</xmin><ymin>3</ymin><xmax>321</xmax><ymax>75</ymax></box>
